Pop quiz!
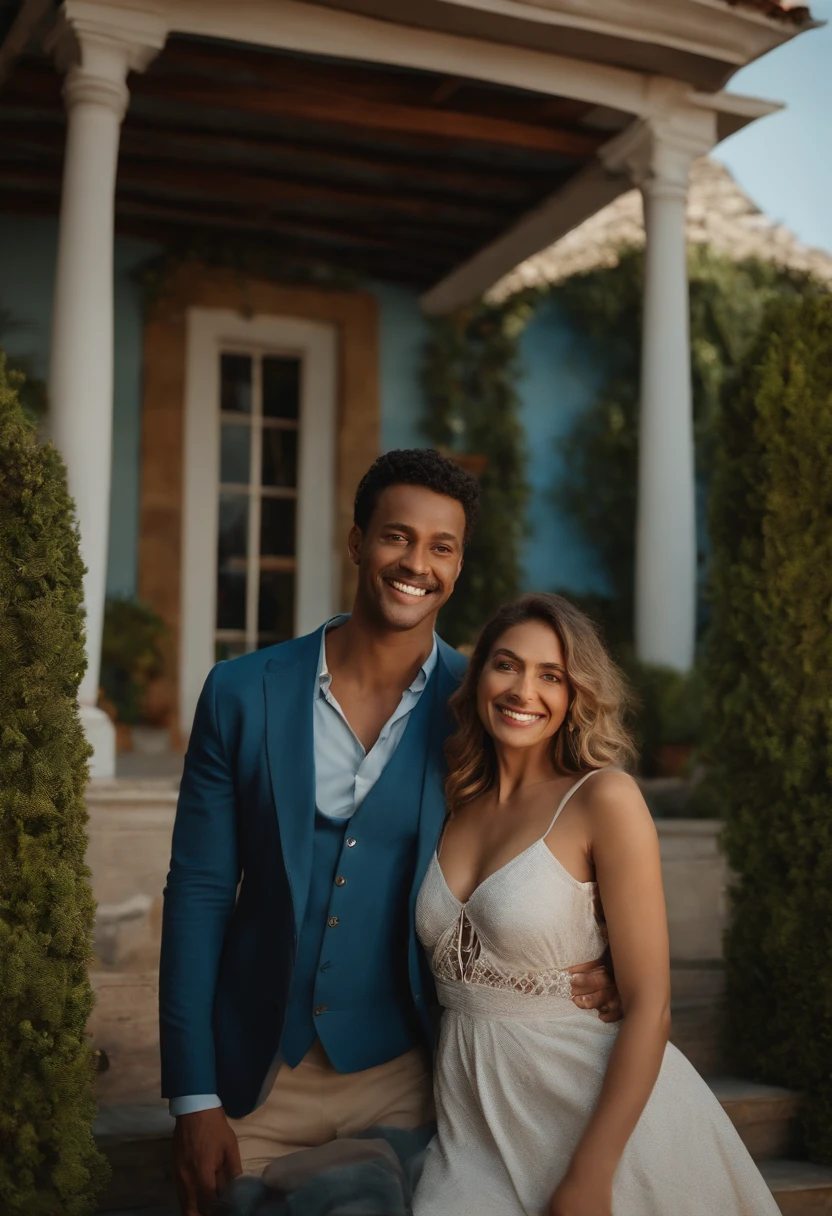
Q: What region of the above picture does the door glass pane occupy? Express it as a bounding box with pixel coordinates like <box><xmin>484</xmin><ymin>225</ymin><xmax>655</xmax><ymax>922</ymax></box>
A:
<box><xmin>218</xmin><ymin>492</ymin><xmax>248</xmax><ymax>565</ymax></box>
<box><xmin>221</xmin><ymin>354</ymin><xmax>252</xmax><ymax>414</ymax></box>
<box><xmin>215</xmin><ymin>640</ymin><xmax>247</xmax><ymax>662</ymax></box>
<box><xmin>216</xmin><ymin>571</ymin><xmax>247</xmax><ymax>631</ymax></box>
<box><xmin>262</xmin><ymin>429</ymin><xmax>298</xmax><ymax>488</ymax></box>
<box><xmin>258</xmin><ymin>571</ymin><xmax>295</xmax><ymax>638</ymax></box>
<box><xmin>220</xmin><ymin>422</ymin><xmax>251</xmax><ymax>485</ymax></box>
<box><xmin>262</xmin><ymin>356</ymin><xmax>300</xmax><ymax>420</ymax></box>
<box><xmin>260</xmin><ymin>498</ymin><xmax>296</xmax><ymax>557</ymax></box>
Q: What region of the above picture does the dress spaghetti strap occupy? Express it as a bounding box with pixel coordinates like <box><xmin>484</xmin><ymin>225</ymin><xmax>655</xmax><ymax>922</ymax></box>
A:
<box><xmin>542</xmin><ymin>768</ymin><xmax>609</xmax><ymax>840</ymax></box>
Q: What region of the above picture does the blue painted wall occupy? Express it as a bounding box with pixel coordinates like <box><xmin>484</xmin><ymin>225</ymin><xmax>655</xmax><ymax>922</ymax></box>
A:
<box><xmin>0</xmin><ymin>215</ymin><xmax>159</xmax><ymax>598</ymax></box>
<box><xmin>517</xmin><ymin>299</ymin><xmax>609</xmax><ymax>596</ymax></box>
<box><xmin>0</xmin><ymin>216</ymin><xmax>606</xmax><ymax>605</ymax></box>
<box><xmin>373</xmin><ymin>282</ymin><xmax>608</xmax><ymax>597</ymax></box>
<box><xmin>374</xmin><ymin>280</ymin><xmax>428</xmax><ymax>452</ymax></box>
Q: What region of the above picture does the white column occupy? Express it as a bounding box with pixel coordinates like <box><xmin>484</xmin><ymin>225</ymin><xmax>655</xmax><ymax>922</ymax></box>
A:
<box><xmin>46</xmin><ymin>5</ymin><xmax>165</xmax><ymax>776</ymax></box>
<box><xmin>603</xmin><ymin>110</ymin><xmax>714</xmax><ymax>671</ymax></box>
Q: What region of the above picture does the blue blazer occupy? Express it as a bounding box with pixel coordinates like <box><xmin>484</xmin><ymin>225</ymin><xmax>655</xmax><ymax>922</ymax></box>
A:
<box><xmin>158</xmin><ymin>625</ymin><xmax>467</xmax><ymax>1117</ymax></box>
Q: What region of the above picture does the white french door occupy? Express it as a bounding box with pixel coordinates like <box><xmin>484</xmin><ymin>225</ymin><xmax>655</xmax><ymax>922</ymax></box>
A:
<box><xmin>180</xmin><ymin>310</ymin><xmax>338</xmax><ymax>734</ymax></box>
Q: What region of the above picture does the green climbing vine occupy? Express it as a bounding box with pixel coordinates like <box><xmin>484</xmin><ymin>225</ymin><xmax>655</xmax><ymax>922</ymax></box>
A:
<box><xmin>421</xmin><ymin>300</ymin><xmax>534</xmax><ymax>647</ymax></box>
<box><xmin>547</xmin><ymin>245</ymin><xmax>820</xmax><ymax>647</ymax></box>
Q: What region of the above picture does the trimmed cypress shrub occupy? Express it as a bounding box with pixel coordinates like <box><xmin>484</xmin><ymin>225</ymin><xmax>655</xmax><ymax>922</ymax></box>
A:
<box><xmin>703</xmin><ymin>294</ymin><xmax>832</xmax><ymax>1160</ymax></box>
<box><xmin>0</xmin><ymin>355</ymin><xmax>109</xmax><ymax>1212</ymax></box>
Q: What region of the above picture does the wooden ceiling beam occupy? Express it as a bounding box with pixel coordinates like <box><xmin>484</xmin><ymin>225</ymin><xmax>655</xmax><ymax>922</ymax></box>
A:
<box><xmin>0</xmin><ymin>111</ymin><xmax>556</xmax><ymax>204</ymax></box>
<box><xmin>111</xmin><ymin>161</ymin><xmax>506</xmax><ymax>226</ymax></box>
<box><xmin>129</xmin><ymin>74</ymin><xmax>603</xmax><ymax>158</ymax></box>
<box><xmin>0</xmin><ymin>167</ymin><xmax>476</xmax><ymax>258</ymax></box>
<box><xmin>4</xmin><ymin>59</ymin><xmax>600</xmax><ymax>158</ymax></box>
<box><xmin>0</xmin><ymin>127</ymin><xmax>547</xmax><ymax>220</ymax></box>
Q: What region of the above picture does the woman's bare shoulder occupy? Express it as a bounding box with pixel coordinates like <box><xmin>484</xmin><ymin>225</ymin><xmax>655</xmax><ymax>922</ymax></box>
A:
<box><xmin>578</xmin><ymin>770</ymin><xmax>653</xmax><ymax>830</ymax></box>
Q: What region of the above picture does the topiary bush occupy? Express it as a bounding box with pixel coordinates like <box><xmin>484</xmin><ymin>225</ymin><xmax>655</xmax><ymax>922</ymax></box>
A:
<box><xmin>701</xmin><ymin>294</ymin><xmax>832</xmax><ymax>1161</ymax></box>
<box><xmin>0</xmin><ymin>355</ymin><xmax>109</xmax><ymax>1212</ymax></box>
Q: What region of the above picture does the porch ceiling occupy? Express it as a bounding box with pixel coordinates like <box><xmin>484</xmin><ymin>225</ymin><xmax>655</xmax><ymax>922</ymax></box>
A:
<box><xmin>0</xmin><ymin>34</ymin><xmax>629</xmax><ymax>286</ymax></box>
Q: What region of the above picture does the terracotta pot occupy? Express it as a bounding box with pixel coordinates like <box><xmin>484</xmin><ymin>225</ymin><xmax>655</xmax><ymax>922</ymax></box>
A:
<box><xmin>115</xmin><ymin>723</ymin><xmax>133</xmax><ymax>753</ymax></box>
<box><xmin>657</xmin><ymin>743</ymin><xmax>694</xmax><ymax>779</ymax></box>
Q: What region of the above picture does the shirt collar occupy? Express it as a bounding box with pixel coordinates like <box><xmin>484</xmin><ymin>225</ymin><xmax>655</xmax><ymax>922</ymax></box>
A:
<box><xmin>318</xmin><ymin>614</ymin><xmax>438</xmax><ymax>694</ymax></box>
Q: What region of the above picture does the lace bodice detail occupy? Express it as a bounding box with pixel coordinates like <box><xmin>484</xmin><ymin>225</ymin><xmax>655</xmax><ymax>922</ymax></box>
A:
<box><xmin>416</xmin><ymin>772</ymin><xmax>610</xmax><ymax>1007</ymax></box>
<box><xmin>432</xmin><ymin>904</ymin><xmax>575</xmax><ymax>999</ymax></box>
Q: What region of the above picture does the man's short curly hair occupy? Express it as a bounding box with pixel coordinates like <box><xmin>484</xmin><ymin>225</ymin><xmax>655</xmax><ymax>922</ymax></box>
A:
<box><xmin>353</xmin><ymin>449</ymin><xmax>480</xmax><ymax>544</ymax></box>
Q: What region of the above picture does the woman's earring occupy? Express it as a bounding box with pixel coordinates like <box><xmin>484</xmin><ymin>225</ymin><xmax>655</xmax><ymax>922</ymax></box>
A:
<box><xmin>567</xmin><ymin>712</ymin><xmax>576</xmax><ymax>734</ymax></box>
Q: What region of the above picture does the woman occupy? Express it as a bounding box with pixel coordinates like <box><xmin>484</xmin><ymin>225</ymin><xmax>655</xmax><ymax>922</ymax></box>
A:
<box><xmin>413</xmin><ymin>593</ymin><xmax>779</xmax><ymax>1216</ymax></box>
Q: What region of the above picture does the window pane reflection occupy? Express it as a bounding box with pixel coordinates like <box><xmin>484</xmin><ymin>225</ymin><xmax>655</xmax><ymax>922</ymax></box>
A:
<box><xmin>262</xmin><ymin>429</ymin><xmax>298</xmax><ymax>488</ymax></box>
<box><xmin>258</xmin><ymin>571</ymin><xmax>295</xmax><ymax>638</ymax></box>
<box><xmin>262</xmin><ymin>357</ymin><xmax>300</xmax><ymax>420</ymax></box>
<box><xmin>220</xmin><ymin>354</ymin><xmax>252</xmax><ymax>414</ymax></box>
<box><xmin>220</xmin><ymin>423</ymin><xmax>251</xmax><ymax>485</ymax></box>
<box><xmin>260</xmin><ymin>498</ymin><xmax>296</xmax><ymax>557</ymax></box>
<box><xmin>218</xmin><ymin>493</ymin><xmax>248</xmax><ymax>564</ymax></box>
<box><xmin>216</xmin><ymin>571</ymin><xmax>247</xmax><ymax>631</ymax></box>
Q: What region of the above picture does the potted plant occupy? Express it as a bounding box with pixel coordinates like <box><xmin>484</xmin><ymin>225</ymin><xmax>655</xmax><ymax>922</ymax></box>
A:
<box><xmin>99</xmin><ymin>597</ymin><xmax>169</xmax><ymax>753</ymax></box>
<box><xmin>624</xmin><ymin>659</ymin><xmax>703</xmax><ymax>779</ymax></box>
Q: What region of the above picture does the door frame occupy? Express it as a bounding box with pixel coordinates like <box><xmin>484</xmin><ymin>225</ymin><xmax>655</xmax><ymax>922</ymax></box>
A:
<box><xmin>137</xmin><ymin>267</ymin><xmax>380</xmax><ymax>744</ymax></box>
<box><xmin>180</xmin><ymin>309</ymin><xmax>338</xmax><ymax>735</ymax></box>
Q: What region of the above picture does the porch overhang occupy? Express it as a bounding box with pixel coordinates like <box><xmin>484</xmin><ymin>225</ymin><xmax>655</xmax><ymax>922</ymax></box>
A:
<box><xmin>0</xmin><ymin>0</ymin><xmax>810</xmax><ymax>304</ymax></box>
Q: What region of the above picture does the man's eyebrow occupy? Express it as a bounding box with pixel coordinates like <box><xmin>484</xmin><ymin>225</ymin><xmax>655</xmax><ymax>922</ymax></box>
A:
<box><xmin>382</xmin><ymin>522</ymin><xmax>461</xmax><ymax>543</ymax></box>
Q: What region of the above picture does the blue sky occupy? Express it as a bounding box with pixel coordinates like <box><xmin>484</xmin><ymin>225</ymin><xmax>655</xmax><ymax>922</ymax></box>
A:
<box><xmin>715</xmin><ymin>0</ymin><xmax>831</xmax><ymax>254</ymax></box>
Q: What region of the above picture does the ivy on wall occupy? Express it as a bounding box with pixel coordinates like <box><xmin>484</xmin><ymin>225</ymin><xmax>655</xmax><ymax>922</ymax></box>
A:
<box><xmin>546</xmin><ymin>245</ymin><xmax>819</xmax><ymax>647</ymax></box>
<box><xmin>421</xmin><ymin>301</ymin><xmax>534</xmax><ymax>647</ymax></box>
<box><xmin>419</xmin><ymin>248</ymin><xmax>817</xmax><ymax>651</ymax></box>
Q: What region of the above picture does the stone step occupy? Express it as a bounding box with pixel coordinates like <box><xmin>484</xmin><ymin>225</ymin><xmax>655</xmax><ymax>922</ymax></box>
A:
<box><xmin>94</xmin><ymin>1100</ymin><xmax>831</xmax><ymax>1214</ymax></box>
<box><xmin>761</xmin><ymin>1159</ymin><xmax>832</xmax><ymax>1215</ymax></box>
<box><xmin>668</xmin><ymin>962</ymin><xmax>726</xmax><ymax>1076</ymax></box>
<box><xmin>709</xmin><ymin>1078</ymin><xmax>802</xmax><ymax>1161</ymax></box>
<box><xmin>94</xmin><ymin>1102</ymin><xmax>175</xmax><ymax>1213</ymax></box>
<box><xmin>90</xmin><ymin>971</ymin><xmax>161</xmax><ymax>1105</ymax></box>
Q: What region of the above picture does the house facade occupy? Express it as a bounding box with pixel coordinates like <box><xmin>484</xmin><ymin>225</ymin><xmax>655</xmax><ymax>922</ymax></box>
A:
<box><xmin>0</xmin><ymin>0</ymin><xmax>816</xmax><ymax>774</ymax></box>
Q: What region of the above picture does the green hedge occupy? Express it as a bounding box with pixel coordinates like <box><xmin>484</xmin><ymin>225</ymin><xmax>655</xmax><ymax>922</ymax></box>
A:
<box><xmin>702</xmin><ymin>295</ymin><xmax>832</xmax><ymax>1160</ymax></box>
<box><xmin>0</xmin><ymin>356</ymin><xmax>109</xmax><ymax>1212</ymax></box>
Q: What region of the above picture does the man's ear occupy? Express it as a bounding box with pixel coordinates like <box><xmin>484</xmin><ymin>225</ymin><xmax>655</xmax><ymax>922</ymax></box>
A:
<box><xmin>348</xmin><ymin>524</ymin><xmax>363</xmax><ymax>567</ymax></box>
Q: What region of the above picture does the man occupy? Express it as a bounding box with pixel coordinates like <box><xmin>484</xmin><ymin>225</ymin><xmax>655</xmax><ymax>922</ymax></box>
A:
<box><xmin>160</xmin><ymin>449</ymin><xmax>619</xmax><ymax>1215</ymax></box>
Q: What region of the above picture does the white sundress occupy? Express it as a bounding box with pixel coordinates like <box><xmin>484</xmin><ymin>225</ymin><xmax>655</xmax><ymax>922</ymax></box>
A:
<box><xmin>413</xmin><ymin>770</ymin><xmax>780</xmax><ymax>1216</ymax></box>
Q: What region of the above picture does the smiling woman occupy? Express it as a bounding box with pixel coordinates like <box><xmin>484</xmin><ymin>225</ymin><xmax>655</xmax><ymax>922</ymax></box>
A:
<box><xmin>445</xmin><ymin>592</ymin><xmax>636</xmax><ymax>818</ymax></box>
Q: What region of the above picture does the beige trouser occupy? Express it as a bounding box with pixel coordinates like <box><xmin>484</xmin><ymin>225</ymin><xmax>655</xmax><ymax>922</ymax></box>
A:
<box><xmin>227</xmin><ymin>1040</ymin><xmax>435</xmax><ymax>1174</ymax></box>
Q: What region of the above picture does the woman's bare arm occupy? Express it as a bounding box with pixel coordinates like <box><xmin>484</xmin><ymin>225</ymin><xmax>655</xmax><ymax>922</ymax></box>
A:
<box><xmin>559</xmin><ymin>771</ymin><xmax>671</xmax><ymax>1190</ymax></box>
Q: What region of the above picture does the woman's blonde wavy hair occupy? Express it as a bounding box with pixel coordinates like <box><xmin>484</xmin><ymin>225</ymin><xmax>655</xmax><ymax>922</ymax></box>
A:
<box><xmin>445</xmin><ymin>593</ymin><xmax>636</xmax><ymax>817</ymax></box>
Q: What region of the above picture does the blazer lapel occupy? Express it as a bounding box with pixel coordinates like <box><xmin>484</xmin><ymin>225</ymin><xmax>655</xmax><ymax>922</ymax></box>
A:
<box><xmin>411</xmin><ymin>647</ymin><xmax>459</xmax><ymax>904</ymax></box>
<box><xmin>263</xmin><ymin>627</ymin><xmax>323</xmax><ymax>937</ymax></box>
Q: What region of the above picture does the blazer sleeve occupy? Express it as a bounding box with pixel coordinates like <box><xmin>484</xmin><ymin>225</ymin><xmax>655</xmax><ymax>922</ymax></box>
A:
<box><xmin>158</xmin><ymin>663</ymin><xmax>240</xmax><ymax>1100</ymax></box>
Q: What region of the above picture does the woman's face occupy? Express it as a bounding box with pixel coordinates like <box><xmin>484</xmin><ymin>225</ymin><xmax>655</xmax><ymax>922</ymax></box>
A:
<box><xmin>477</xmin><ymin>619</ymin><xmax>572</xmax><ymax>751</ymax></box>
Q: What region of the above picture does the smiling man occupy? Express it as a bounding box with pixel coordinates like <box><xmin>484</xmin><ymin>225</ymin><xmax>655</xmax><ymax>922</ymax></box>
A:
<box><xmin>159</xmin><ymin>449</ymin><xmax>619</xmax><ymax>1215</ymax></box>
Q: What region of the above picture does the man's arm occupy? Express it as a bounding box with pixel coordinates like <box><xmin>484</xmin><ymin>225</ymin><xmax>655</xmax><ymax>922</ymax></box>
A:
<box><xmin>569</xmin><ymin>948</ymin><xmax>622</xmax><ymax>1023</ymax></box>
<box><xmin>159</xmin><ymin>664</ymin><xmax>242</xmax><ymax>1212</ymax></box>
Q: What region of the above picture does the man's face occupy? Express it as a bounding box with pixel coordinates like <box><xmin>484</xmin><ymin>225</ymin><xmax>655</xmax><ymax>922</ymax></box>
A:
<box><xmin>350</xmin><ymin>484</ymin><xmax>466</xmax><ymax>631</ymax></box>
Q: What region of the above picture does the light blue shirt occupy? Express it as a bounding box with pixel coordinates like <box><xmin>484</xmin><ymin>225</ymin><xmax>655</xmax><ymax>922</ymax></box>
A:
<box><xmin>170</xmin><ymin>617</ymin><xmax>438</xmax><ymax>1117</ymax></box>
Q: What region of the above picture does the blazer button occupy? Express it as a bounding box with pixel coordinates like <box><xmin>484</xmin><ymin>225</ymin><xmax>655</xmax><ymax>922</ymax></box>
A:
<box><xmin>335</xmin><ymin>875</ymin><xmax>346</xmax><ymax>887</ymax></box>
<box><xmin>328</xmin><ymin>916</ymin><xmax>340</xmax><ymax>927</ymax></box>
<box><xmin>314</xmin><ymin>1005</ymin><xmax>327</xmax><ymax>1016</ymax></box>
<box><xmin>346</xmin><ymin>838</ymin><xmax>357</xmax><ymax>848</ymax></box>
